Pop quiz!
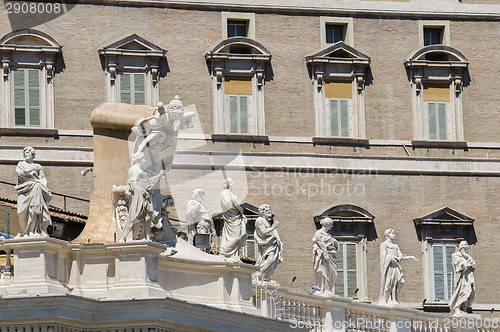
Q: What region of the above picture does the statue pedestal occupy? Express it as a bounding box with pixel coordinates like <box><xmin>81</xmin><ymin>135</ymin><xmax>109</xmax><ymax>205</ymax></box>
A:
<box><xmin>4</xmin><ymin>237</ymin><xmax>68</xmax><ymax>296</ymax></box>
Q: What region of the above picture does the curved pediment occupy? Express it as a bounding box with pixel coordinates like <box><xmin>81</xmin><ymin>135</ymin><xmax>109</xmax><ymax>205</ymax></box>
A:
<box><xmin>306</xmin><ymin>41</ymin><xmax>370</xmax><ymax>65</ymax></box>
<box><xmin>314</xmin><ymin>204</ymin><xmax>375</xmax><ymax>222</ymax></box>
<box><xmin>0</xmin><ymin>29</ymin><xmax>61</xmax><ymax>51</ymax></box>
<box><xmin>405</xmin><ymin>45</ymin><xmax>468</xmax><ymax>66</ymax></box>
<box><xmin>99</xmin><ymin>34</ymin><xmax>166</xmax><ymax>57</ymax></box>
<box><xmin>206</xmin><ymin>37</ymin><xmax>271</xmax><ymax>60</ymax></box>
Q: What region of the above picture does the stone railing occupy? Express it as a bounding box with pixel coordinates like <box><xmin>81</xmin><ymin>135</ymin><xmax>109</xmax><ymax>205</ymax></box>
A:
<box><xmin>0</xmin><ymin>248</ymin><xmax>13</xmax><ymax>284</ymax></box>
<box><xmin>253</xmin><ymin>283</ymin><xmax>499</xmax><ymax>332</ymax></box>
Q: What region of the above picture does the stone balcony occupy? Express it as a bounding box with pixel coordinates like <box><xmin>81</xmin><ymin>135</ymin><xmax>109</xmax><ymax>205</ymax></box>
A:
<box><xmin>0</xmin><ymin>237</ymin><xmax>497</xmax><ymax>332</ymax></box>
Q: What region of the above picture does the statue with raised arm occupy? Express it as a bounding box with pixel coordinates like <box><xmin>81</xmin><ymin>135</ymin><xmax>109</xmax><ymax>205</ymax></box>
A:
<box><xmin>449</xmin><ymin>241</ymin><xmax>476</xmax><ymax>316</ymax></box>
<box><xmin>378</xmin><ymin>228</ymin><xmax>418</xmax><ymax>306</ymax></box>
<box><xmin>219</xmin><ymin>178</ymin><xmax>247</xmax><ymax>262</ymax></box>
<box><xmin>186</xmin><ymin>188</ymin><xmax>212</xmax><ymax>242</ymax></box>
<box><xmin>15</xmin><ymin>146</ymin><xmax>52</xmax><ymax>237</ymax></box>
<box><xmin>312</xmin><ymin>217</ymin><xmax>338</xmax><ymax>295</ymax></box>
<box><xmin>254</xmin><ymin>204</ymin><xmax>283</xmax><ymax>282</ymax></box>
<box><xmin>119</xmin><ymin>152</ymin><xmax>165</xmax><ymax>242</ymax></box>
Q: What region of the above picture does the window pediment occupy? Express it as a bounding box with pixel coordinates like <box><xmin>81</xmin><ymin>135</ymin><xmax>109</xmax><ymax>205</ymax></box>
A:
<box><xmin>306</xmin><ymin>42</ymin><xmax>370</xmax><ymax>66</ymax></box>
<box><xmin>314</xmin><ymin>204</ymin><xmax>377</xmax><ymax>241</ymax></box>
<box><xmin>205</xmin><ymin>37</ymin><xmax>271</xmax><ymax>62</ymax></box>
<box><xmin>0</xmin><ymin>29</ymin><xmax>61</xmax><ymax>53</ymax></box>
<box><xmin>413</xmin><ymin>206</ymin><xmax>476</xmax><ymax>243</ymax></box>
<box><xmin>405</xmin><ymin>45</ymin><xmax>468</xmax><ymax>67</ymax></box>
<box><xmin>99</xmin><ymin>34</ymin><xmax>166</xmax><ymax>58</ymax></box>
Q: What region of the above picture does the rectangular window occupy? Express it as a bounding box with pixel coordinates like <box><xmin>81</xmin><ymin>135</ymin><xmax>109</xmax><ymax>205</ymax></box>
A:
<box><xmin>423</xmin><ymin>27</ymin><xmax>443</xmax><ymax>46</ymax></box>
<box><xmin>335</xmin><ymin>242</ymin><xmax>358</xmax><ymax>298</ymax></box>
<box><xmin>227</xmin><ymin>20</ymin><xmax>248</xmax><ymax>37</ymax></box>
<box><xmin>427</xmin><ymin>102</ymin><xmax>448</xmax><ymax>140</ymax></box>
<box><xmin>119</xmin><ymin>72</ymin><xmax>146</xmax><ymax>105</ymax></box>
<box><xmin>326</xmin><ymin>24</ymin><xmax>345</xmax><ymax>44</ymax></box>
<box><xmin>242</xmin><ymin>234</ymin><xmax>256</xmax><ymax>259</ymax></box>
<box><xmin>12</xmin><ymin>68</ymin><xmax>41</xmax><ymax>127</ymax></box>
<box><xmin>432</xmin><ymin>243</ymin><xmax>456</xmax><ymax>301</ymax></box>
<box><xmin>328</xmin><ymin>99</ymin><xmax>350</xmax><ymax>137</ymax></box>
<box><xmin>224</xmin><ymin>77</ymin><xmax>252</xmax><ymax>134</ymax></box>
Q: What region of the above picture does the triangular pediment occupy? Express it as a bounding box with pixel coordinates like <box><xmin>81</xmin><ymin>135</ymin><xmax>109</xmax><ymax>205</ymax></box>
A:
<box><xmin>306</xmin><ymin>41</ymin><xmax>370</xmax><ymax>63</ymax></box>
<box><xmin>99</xmin><ymin>34</ymin><xmax>165</xmax><ymax>56</ymax></box>
<box><xmin>414</xmin><ymin>206</ymin><xmax>474</xmax><ymax>226</ymax></box>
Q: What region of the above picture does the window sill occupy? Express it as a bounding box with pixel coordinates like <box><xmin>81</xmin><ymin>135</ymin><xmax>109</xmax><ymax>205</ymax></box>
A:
<box><xmin>422</xmin><ymin>302</ymin><xmax>451</xmax><ymax>313</ymax></box>
<box><xmin>411</xmin><ymin>140</ymin><xmax>468</xmax><ymax>150</ymax></box>
<box><xmin>0</xmin><ymin>128</ymin><xmax>59</xmax><ymax>138</ymax></box>
<box><xmin>312</xmin><ymin>137</ymin><xmax>369</xmax><ymax>147</ymax></box>
<box><xmin>211</xmin><ymin>134</ymin><xmax>270</xmax><ymax>145</ymax></box>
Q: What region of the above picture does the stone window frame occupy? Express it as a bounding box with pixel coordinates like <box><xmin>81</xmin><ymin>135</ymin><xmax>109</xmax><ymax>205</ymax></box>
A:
<box><xmin>306</xmin><ymin>42</ymin><xmax>371</xmax><ymax>139</ymax></box>
<box><xmin>98</xmin><ymin>34</ymin><xmax>167</xmax><ymax>106</ymax></box>
<box><xmin>0</xmin><ymin>29</ymin><xmax>62</xmax><ymax>129</ymax></box>
<box><xmin>314</xmin><ymin>204</ymin><xmax>376</xmax><ymax>301</ymax></box>
<box><xmin>221</xmin><ymin>12</ymin><xmax>256</xmax><ymax>39</ymax></box>
<box><xmin>205</xmin><ymin>37</ymin><xmax>272</xmax><ymax>136</ymax></box>
<box><xmin>320</xmin><ymin>17</ymin><xmax>354</xmax><ymax>49</ymax></box>
<box><xmin>418</xmin><ymin>20</ymin><xmax>450</xmax><ymax>48</ymax></box>
<box><xmin>413</xmin><ymin>206</ymin><xmax>476</xmax><ymax>306</ymax></box>
<box><xmin>405</xmin><ymin>45</ymin><xmax>469</xmax><ymax>142</ymax></box>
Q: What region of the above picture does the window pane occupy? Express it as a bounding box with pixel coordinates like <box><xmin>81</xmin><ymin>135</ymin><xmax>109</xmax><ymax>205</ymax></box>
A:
<box><xmin>438</xmin><ymin>103</ymin><xmax>447</xmax><ymax>140</ymax></box>
<box><xmin>326</xmin><ymin>24</ymin><xmax>345</xmax><ymax>43</ymax></box>
<box><xmin>15</xmin><ymin>108</ymin><xmax>26</xmax><ymax>126</ymax></box>
<box><xmin>133</xmin><ymin>73</ymin><xmax>146</xmax><ymax>105</ymax></box>
<box><xmin>120</xmin><ymin>73</ymin><xmax>132</xmax><ymax>104</ymax></box>
<box><xmin>424</xmin><ymin>28</ymin><xmax>442</xmax><ymax>46</ymax></box>
<box><xmin>227</xmin><ymin>21</ymin><xmax>247</xmax><ymax>37</ymax></box>
<box><xmin>340</xmin><ymin>100</ymin><xmax>349</xmax><ymax>137</ymax></box>
<box><xmin>246</xmin><ymin>239</ymin><xmax>255</xmax><ymax>259</ymax></box>
<box><xmin>29</xmin><ymin>107</ymin><xmax>40</xmax><ymax>126</ymax></box>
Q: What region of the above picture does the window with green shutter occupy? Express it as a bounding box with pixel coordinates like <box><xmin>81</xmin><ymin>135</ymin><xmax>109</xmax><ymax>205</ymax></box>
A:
<box><xmin>225</xmin><ymin>95</ymin><xmax>251</xmax><ymax>134</ymax></box>
<box><xmin>431</xmin><ymin>243</ymin><xmax>456</xmax><ymax>301</ymax></box>
<box><xmin>12</xmin><ymin>68</ymin><xmax>41</xmax><ymax>127</ymax></box>
<box><xmin>119</xmin><ymin>72</ymin><xmax>146</xmax><ymax>105</ymax></box>
<box><xmin>327</xmin><ymin>98</ymin><xmax>351</xmax><ymax>137</ymax></box>
<box><xmin>335</xmin><ymin>242</ymin><xmax>358</xmax><ymax>298</ymax></box>
<box><xmin>427</xmin><ymin>102</ymin><xmax>448</xmax><ymax>140</ymax></box>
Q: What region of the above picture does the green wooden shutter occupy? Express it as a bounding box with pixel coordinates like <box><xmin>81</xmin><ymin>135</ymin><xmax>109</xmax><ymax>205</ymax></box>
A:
<box><xmin>340</xmin><ymin>99</ymin><xmax>349</xmax><ymax>138</ymax></box>
<box><xmin>228</xmin><ymin>95</ymin><xmax>250</xmax><ymax>134</ymax></box>
<box><xmin>239</xmin><ymin>95</ymin><xmax>248</xmax><ymax>133</ymax></box>
<box><xmin>428</xmin><ymin>102</ymin><xmax>437</xmax><ymax>140</ymax></box>
<box><xmin>133</xmin><ymin>73</ymin><xmax>146</xmax><ymax>105</ymax></box>
<box><xmin>330</xmin><ymin>99</ymin><xmax>339</xmax><ymax>137</ymax></box>
<box><xmin>428</xmin><ymin>102</ymin><xmax>448</xmax><ymax>140</ymax></box>
<box><xmin>329</xmin><ymin>99</ymin><xmax>351</xmax><ymax>137</ymax></box>
<box><xmin>28</xmin><ymin>69</ymin><xmax>40</xmax><ymax>126</ymax></box>
<box><xmin>229</xmin><ymin>95</ymin><xmax>238</xmax><ymax>133</ymax></box>
<box><xmin>432</xmin><ymin>243</ymin><xmax>456</xmax><ymax>301</ymax></box>
<box><xmin>13</xmin><ymin>69</ymin><xmax>26</xmax><ymax>126</ymax></box>
<box><xmin>438</xmin><ymin>103</ymin><xmax>447</xmax><ymax>140</ymax></box>
<box><xmin>120</xmin><ymin>73</ymin><xmax>132</xmax><ymax>104</ymax></box>
<box><xmin>335</xmin><ymin>242</ymin><xmax>358</xmax><ymax>298</ymax></box>
<box><xmin>13</xmin><ymin>68</ymin><xmax>40</xmax><ymax>127</ymax></box>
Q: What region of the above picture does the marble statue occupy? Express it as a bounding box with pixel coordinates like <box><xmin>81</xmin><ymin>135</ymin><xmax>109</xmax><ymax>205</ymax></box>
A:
<box><xmin>186</xmin><ymin>188</ymin><xmax>212</xmax><ymax>242</ymax></box>
<box><xmin>449</xmin><ymin>241</ymin><xmax>476</xmax><ymax>316</ymax></box>
<box><xmin>219</xmin><ymin>178</ymin><xmax>247</xmax><ymax>262</ymax></box>
<box><xmin>119</xmin><ymin>152</ymin><xmax>165</xmax><ymax>242</ymax></box>
<box><xmin>15</xmin><ymin>146</ymin><xmax>52</xmax><ymax>237</ymax></box>
<box><xmin>312</xmin><ymin>217</ymin><xmax>338</xmax><ymax>296</ymax></box>
<box><xmin>378</xmin><ymin>228</ymin><xmax>417</xmax><ymax>306</ymax></box>
<box><xmin>254</xmin><ymin>204</ymin><xmax>283</xmax><ymax>282</ymax></box>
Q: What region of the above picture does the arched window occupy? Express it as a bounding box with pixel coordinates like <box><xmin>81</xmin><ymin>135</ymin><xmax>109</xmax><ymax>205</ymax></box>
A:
<box><xmin>405</xmin><ymin>46</ymin><xmax>469</xmax><ymax>142</ymax></box>
<box><xmin>206</xmin><ymin>37</ymin><xmax>272</xmax><ymax>136</ymax></box>
<box><xmin>314</xmin><ymin>204</ymin><xmax>376</xmax><ymax>300</ymax></box>
<box><xmin>0</xmin><ymin>29</ymin><xmax>63</xmax><ymax>128</ymax></box>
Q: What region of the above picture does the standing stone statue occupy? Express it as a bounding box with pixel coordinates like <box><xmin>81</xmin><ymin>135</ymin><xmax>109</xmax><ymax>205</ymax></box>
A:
<box><xmin>449</xmin><ymin>241</ymin><xmax>476</xmax><ymax>316</ymax></box>
<box><xmin>15</xmin><ymin>146</ymin><xmax>52</xmax><ymax>237</ymax></box>
<box><xmin>186</xmin><ymin>188</ymin><xmax>211</xmax><ymax>242</ymax></box>
<box><xmin>312</xmin><ymin>217</ymin><xmax>338</xmax><ymax>295</ymax></box>
<box><xmin>378</xmin><ymin>228</ymin><xmax>417</xmax><ymax>305</ymax></box>
<box><xmin>254</xmin><ymin>204</ymin><xmax>283</xmax><ymax>282</ymax></box>
<box><xmin>119</xmin><ymin>152</ymin><xmax>165</xmax><ymax>242</ymax></box>
<box><xmin>219</xmin><ymin>178</ymin><xmax>247</xmax><ymax>262</ymax></box>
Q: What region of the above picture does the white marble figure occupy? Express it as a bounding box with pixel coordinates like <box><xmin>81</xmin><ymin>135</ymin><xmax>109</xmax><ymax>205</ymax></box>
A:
<box><xmin>378</xmin><ymin>228</ymin><xmax>417</xmax><ymax>306</ymax></box>
<box><xmin>119</xmin><ymin>152</ymin><xmax>165</xmax><ymax>242</ymax></box>
<box><xmin>254</xmin><ymin>204</ymin><xmax>283</xmax><ymax>282</ymax></box>
<box><xmin>186</xmin><ymin>188</ymin><xmax>212</xmax><ymax>242</ymax></box>
<box><xmin>312</xmin><ymin>217</ymin><xmax>338</xmax><ymax>296</ymax></box>
<box><xmin>15</xmin><ymin>146</ymin><xmax>52</xmax><ymax>237</ymax></box>
<box><xmin>219</xmin><ymin>178</ymin><xmax>247</xmax><ymax>262</ymax></box>
<box><xmin>449</xmin><ymin>241</ymin><xmax>476</xmax><ymax>316</ymax></box>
